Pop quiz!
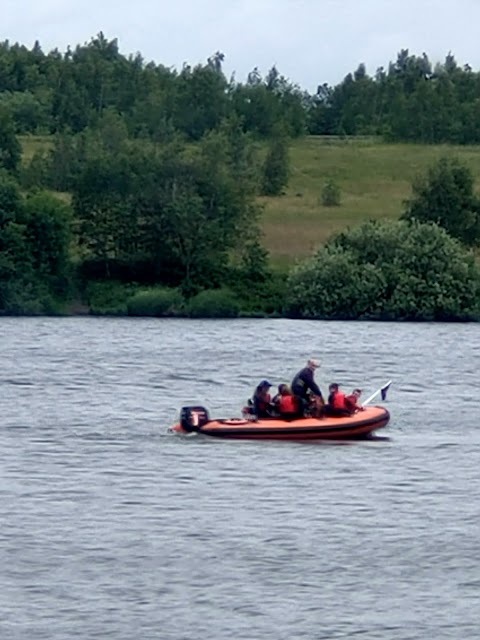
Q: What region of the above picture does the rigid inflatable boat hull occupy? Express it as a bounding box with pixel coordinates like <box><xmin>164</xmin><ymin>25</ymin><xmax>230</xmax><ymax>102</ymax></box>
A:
<box><xmin>170</xmin><ymin>405</ymin><xmax>390</xmax><ymax>441</ymax></box>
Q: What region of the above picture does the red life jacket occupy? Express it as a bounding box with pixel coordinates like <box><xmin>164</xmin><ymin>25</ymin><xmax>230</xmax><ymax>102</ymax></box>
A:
<box><xmin>332</xmin><ymin>391</ymin><xmax>347</xmax><ymax>410</ymax></box>
<box><xmin>279</xmin><ymin>395</ymin><xmax>298</xmax><ymax>414</ymax></box>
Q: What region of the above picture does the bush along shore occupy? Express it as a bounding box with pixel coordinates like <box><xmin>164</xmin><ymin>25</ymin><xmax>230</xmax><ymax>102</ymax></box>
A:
<box><xmin>72</xmin><ymin>217</ymin><xmax>480</xmax><ymax>322</ymax></box>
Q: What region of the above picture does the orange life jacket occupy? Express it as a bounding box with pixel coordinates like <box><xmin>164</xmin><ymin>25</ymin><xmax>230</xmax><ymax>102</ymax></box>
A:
<box><xmin>279</xmin><ymin>395</ymin><xmax>298</xmax><ymax>414</ymax></box>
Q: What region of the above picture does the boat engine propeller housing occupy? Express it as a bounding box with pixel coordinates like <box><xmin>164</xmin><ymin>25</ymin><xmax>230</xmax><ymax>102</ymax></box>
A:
<box><xmin>180</xmin><ymin>406</ymin><xmax>210</xmax><ymax>432</ymax></box>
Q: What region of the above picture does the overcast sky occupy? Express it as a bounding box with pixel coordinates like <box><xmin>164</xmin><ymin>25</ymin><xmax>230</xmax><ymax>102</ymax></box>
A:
<box><xmin>4</xmin><ymin>0</ymin><xmax>480</xmax><ymax>92</ymax></box>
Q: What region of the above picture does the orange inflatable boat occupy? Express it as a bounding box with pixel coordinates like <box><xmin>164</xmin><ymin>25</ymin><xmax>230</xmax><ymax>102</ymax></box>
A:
<box><xmin>169</xmin><ymin>405</ymin><xmax>390</xmax><ymax>441</ymax></box>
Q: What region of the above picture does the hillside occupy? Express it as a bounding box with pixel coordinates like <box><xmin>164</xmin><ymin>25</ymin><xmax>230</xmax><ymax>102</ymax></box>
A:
<box><xmin>261</xmin><ymin>136</ymin><xmax>480</xmax><ymax>266</ymax></box>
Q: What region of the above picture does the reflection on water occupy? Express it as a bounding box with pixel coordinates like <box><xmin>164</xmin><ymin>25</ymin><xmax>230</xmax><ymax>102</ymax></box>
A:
<box><xmin>1</xmin><ymin>317</ymin><xmax>479</xmax><ymax>640</ymax></box>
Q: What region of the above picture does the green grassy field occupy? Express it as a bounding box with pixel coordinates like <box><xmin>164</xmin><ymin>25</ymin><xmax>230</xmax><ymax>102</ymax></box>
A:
<box><xmin>261</xmin><ymin>136</ymin><xmax>480</xmax><ymax>266</ymax></box>
<box><xmin>19</xmin><ymin>134</ymin><xmax>480</xmax><ymax>267</ymax></box>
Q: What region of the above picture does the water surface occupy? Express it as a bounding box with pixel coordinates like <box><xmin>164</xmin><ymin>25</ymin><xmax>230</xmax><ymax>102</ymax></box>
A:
<box><xmin>1</xmin><ymin>318</ymin><xmax>479</xmax><ymax>639</ymax></box>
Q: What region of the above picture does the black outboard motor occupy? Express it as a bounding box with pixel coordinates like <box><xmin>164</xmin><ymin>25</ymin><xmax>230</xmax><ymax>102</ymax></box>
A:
<box><xmin>180</xmin><ymin>406</ymin><xmax>210</xmax><ymax>432</ymax></box>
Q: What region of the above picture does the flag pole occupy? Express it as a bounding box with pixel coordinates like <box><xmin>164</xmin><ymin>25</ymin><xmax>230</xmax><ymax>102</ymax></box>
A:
<box><xmin>363</xmin><ymin>380</ymin><xmax>392</xmax><ymax>407</ymax></box>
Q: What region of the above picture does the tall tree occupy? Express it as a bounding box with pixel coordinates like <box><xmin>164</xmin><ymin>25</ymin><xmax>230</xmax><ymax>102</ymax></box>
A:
<box><xmin>0</xmin><ymin>108</ymin><xmax>21</xmax><ymax>172</ymax></box>
<box><xmin>21</xmin><ymin>191</ymin><xmax>72</xmax><ymax>294</ymax></box>
<box><xmin>261</xmin><ymin>133</ymin><xmax>290</xmax><ymax>196</ymax></box>
<box><xmin>401</xmin><ymin>156</ymin><xmax>480</xmax><ymax>245</ymax></box>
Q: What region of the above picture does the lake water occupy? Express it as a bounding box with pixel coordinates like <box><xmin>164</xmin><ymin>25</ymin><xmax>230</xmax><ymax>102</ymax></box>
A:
<box><xmin>1</xmin><ymin>317</ymin><xmax>479</xmax><ymax>639</ymax></box>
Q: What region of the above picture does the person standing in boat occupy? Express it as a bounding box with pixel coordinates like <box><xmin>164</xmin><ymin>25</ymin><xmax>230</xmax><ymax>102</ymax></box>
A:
<box><xmin>291</xmin><ymin>359</ymin><xmax>324</xmax><ymax>415</ymax></box>
<box><xmin>252</xmin><ymin>380</ymin><xmax>274</xmax><ymax>418</ymax></box>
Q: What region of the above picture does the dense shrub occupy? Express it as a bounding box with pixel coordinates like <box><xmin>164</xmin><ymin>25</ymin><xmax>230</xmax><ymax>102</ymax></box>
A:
<box><xmin>286</xmin><ymin>220</ymin><xmax>480</xmax><ymax>321</ymax></box>
<box><xmin>187</xmin><ymin>288</ymin><xmax>240</xmax><ymax>318</ymax></box>
<box><xmin>0</xmin><ymin>281</ymin><xmax>67</xmax><ymax>315</ymax></box>
<box><xmin>286</xmin><ymin>246</ymin><xmax>386</xmax><ymax>319</ymax></box>
<box><xmin>321</xmin><ymin>179</ymin><xmax>341</xmax><ymax>206</ymax></box>
<box><xmin>233</xmin><ymin>271</ymin><xmax>286</xmax><ymax>316</ymax></box>
<box><xmin>84</xmin><ymin>280</ymin><xmax>134</xmax><ymax>315</ymax></box>
<box><xmin>127</xmin><ymin>288</ymin><xmax>185</xmax><ymax>317</ymax></box>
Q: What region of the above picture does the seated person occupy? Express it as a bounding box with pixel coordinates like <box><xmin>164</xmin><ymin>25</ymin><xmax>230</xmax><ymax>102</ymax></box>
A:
<box><xmin>274</xmin><ymin>384</ymin><xmax>301</xmax><ymax>419</ymax></box>
<box><xmin>345</xmin><ymin>388</ymin><xmax>364</xmax><ymax>413</ymax></box>
<box><xmin>252</xmin><ymin>380</ymin><xmax>274</xmax><ymax>418</ymax></box>
<box><xmin>324</xmin><ymin>383</ymin><xmax>351</xmax><ymax>417</ymax></box>
<box><xmin>272</xmin><ymin>383</ymin><xmax>286</xmax><ymax>408</ymax></box>
<box><xmin>308</xmin><ymin>393</ymin><xmax>325</xmax><ymax>418</ymax></box>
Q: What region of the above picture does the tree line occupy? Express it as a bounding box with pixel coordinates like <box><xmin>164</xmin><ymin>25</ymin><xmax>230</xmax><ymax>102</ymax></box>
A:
<box><xmin>309</xmin><ymin>50</ymin><xmax>480</xmax><ymax>143</ymax></box>
<box><xmin>2</xmin><ymin>35</ymin><xmax>480</xmax><ymax>142</ymax></box>
<box><xmin>0</xmin><ymin>34</ymin><xmax>306</xmax><ymax>140</ymax></box>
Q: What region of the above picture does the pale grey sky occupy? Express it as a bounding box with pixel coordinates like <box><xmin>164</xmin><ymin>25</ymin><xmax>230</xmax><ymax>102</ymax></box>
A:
<box><xmin>3</xmin><ymin>0</ymin><xmax>480</xmax><ymax>91</ymax></box>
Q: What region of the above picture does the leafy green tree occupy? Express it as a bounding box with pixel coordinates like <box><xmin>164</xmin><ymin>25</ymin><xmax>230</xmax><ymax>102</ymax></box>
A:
<box><xmin>47</xmin><ymin>132</ymin><xmax>85</xmax><ymax>191</ymax></box>
<box><xmin>227</xmin><ymin>238</ymin><xmax>286</xmax><ymax>314</ymax></box>
<box><xmin>0</xmin><ymin>173</ymin><xmax>24</xmax><ymax>304</ymax></box>
<box><xmin>127</xmin><ymin>87</ymin><xmax>176</xmax><ymax>142</ymax></box>
<box><xmin>327</xmin><ymin>66</ymin><xmax>378</xmax><ymax>135</ymax></box>
<box><xmin>21</xmin><ymin>191</ymin><xmax>72</xmax><ymax>295</ymax></box>
<box><xmin>401</xmin><ymin>156</ymin><xmax>480</xmax><ymax>245</ymax></box>
<box><xmin>51</xmin><ymin>77</ymin><xmax>89</xmax><ymax>133</ymax></box>
<box><xmin>0</xmin><ymin>174</ymin><xmax>35</xmax><ymax>310</ymax></box>
<box><xmin>172</xmin><ymin>62</ymin><xmax>229</xmax><ymax>139</ymax></box>
<box><xmin>72</xmin><ymin>148</ymin><xmax>135</xmax><ymax>273</ymax></box>
<box><xmin>0</xmin><ymin>90</ymin><xmax>51</xmax><ymax>133</ymax></box>
<box><xmin>1</xmin><ymin>174</ymin><xmax>73</xmax><ymax>311</ymax></box>
<box><xmin>216</xmin><ymin>114</ymin><xmax>259</xmax><ymax>194</ymax></box>
<box><xmin>0</xmin><ymin>169</ymin><xmax>22</xmax><ymax>224</ymax></box>
<box><xmin>261</xmin><ymin>134</ymin><xmax>290</xmax><ymax>196</ymax></box>
<box><xmin>231</xmin><ymin>67</ymin><xmax>305</xmax><ymax>138</ymax></box>
<box><xmin>0</xmin><ymin>108</ymin><xmax>21</xmax><ymax>172</ymax></box>
<box><xmin>136</xmin><ymin>132</ymin><xmax>261</xmax><ymax>294</ymax></box>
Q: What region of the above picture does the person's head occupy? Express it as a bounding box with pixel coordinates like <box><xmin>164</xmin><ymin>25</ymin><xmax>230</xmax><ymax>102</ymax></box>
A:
<box><xmin>258</xmin><ymin>380</ymin><xmax>272</xmax><ymax>392</ymax></box>
<box><xmin>278</xmin><ymin>383</ymin><xmax>291</xmax><ymax>396</ymax></box>
<box><xmin>352</xmin><ymin>388</ymin><xmax>362</xmax><ymax>398</ymax></box>
<box><xmin>329</xmin><ymin>383</ymin><xmax>339</xmax><ymax>393</ymax></box>
<box><xmin>307</xmin><ymin>358</ymin><xmax>320</xmax><ymax>371</ymax></box>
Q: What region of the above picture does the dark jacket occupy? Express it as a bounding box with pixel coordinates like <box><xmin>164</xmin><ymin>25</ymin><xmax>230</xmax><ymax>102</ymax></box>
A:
<box><xmin>291</xmin><ymin>367</ymin><xmax>323</xmax><ymax>400</ymax></box>
<box><xmin>253</xmin><ymin>388</ymin><xmax>273</xmax><ymax>418</ymax></box>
